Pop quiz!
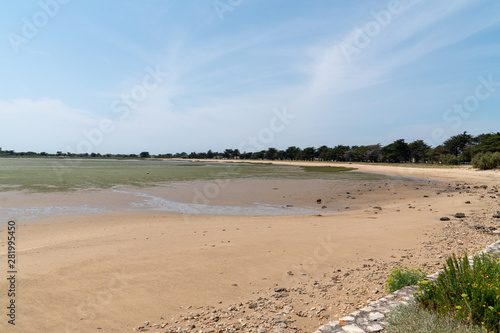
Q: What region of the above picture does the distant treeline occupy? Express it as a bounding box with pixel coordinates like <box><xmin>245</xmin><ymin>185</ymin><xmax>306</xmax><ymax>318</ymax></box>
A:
<box><xmin>1</xmin><ymin>131</ymin><xmax>499</xmax><ymax>169</ymax></box>
<box><xmin>0</xmin><ymin>150</ymin><xmax>140</xmax><ymax>159</ymax></box>
<box><xmin>160</xmin><ymin>132</ymin><xmax>500</xmax><ymax>167</ymax></box>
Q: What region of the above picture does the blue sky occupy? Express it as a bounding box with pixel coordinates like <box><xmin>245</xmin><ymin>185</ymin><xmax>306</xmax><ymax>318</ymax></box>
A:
<box><xmin>1</xmin><ymin>0</ymin><xmax>499</xmax><ymax>154</ymax></box>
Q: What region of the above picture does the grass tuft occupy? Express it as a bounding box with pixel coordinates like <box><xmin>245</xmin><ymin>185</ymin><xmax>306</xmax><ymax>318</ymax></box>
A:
<box><xmin>385</xmin><ymin>267</ymin><xmax>427</xmax><ymax>293</ymax></box>
<box><xmin>387</xmin><ymin>303</ymin><xmax>485</xmax><ymax>333</ymax></box>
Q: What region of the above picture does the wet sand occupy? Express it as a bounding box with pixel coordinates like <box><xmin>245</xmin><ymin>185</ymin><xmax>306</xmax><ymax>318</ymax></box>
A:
<box><xmin>0</xmin><ymin>163</ymin><xmax>499</xmax><ymax>332</ymax></box>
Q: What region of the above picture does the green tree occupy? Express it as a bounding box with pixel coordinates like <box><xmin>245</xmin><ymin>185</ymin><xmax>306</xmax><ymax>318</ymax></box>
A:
<box><xmin>442</xmin><ymin>132</ymin><xmax>473</xmax><ymax>159</ymax></box>
<box><xmin>264</xmin><ymin>148</ymin><xmax>278</xmax><ymax>160</ymax></box>
<box><xmin>285</xmin><ymin>146</ymin><xmax>301</xmax><ymax>160</ymax></box>
<box><xmin>316</xmin><ymin>145</ymin><xmax>330</xmax><ymax>161</ymax></box>
<box><xmin>299</xmin><ymin>147</ymin><xmax>316</xmax><ymax>161</ymax></box>
<box><xmin>473</xmin><ymin>132</ymin><xmax>500</xmax><ymax>154</ymax></box>
<box><xmin>140</xmin><ymin>151</ymin><xmax>150</xmax><ymax>158</ymax></box>
<box><xmin>408</xmin><ymin>140</ymin><xmax>431</xmax><ymax>163</ymax></box>
<box><xmin>381</xmin><ymin>139</ymin><xmax>410</xmax><ymax>163</ymax></box>
<box><xmin>330</xmin><ymin>145</ymin><xmax>350</xmax><ymax>161</ymax></box>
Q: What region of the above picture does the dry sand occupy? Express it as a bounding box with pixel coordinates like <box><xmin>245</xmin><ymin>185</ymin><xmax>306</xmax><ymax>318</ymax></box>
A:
<box><xmin>0</xmin><ymin>162</ymin><xmax>499</xmax><ymax>332</ymax></box>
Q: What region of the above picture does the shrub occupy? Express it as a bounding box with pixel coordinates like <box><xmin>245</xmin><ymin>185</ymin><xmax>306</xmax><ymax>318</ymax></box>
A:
<box><xmin>385</xmin><ymin>267</ymin><xmax>427</xmax><ymax>293</ymax></box>
<box><xmin>472</xmin><ymin>152</ymin><xmax>500</xmax><ymax>170</ymax></box>
<box><xmin>442</xmin><ymin>154</ymin><xmax>459</xmax><ymax>165</ymax></box>
<box><xmin>387</xmin><ymin>303</ymin><xmax>485</xmax><ymax>333</ymax></box>
<box><xmin>416</xmin><ymin>253</ymin><xmax>500</xmax><ymax>332</ymax></box>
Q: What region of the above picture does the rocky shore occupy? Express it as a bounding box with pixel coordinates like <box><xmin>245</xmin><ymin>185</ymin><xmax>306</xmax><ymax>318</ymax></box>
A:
<box><xmin>134</xmin><ymin>182</ymin><xmax>500</xmax><ymax>332</ymax></box>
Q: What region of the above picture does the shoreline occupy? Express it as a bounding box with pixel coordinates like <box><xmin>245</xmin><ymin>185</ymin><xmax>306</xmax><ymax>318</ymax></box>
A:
<box><xmin>0</xmin><ymin>163</ymin><xmax>498</xmax><ymax>332</ymax></box>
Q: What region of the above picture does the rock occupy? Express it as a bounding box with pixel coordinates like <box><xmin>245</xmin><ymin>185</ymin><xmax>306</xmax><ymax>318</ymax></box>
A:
<box><xmin>272</xmin><ymin>327</ymin><xmax>295</xmax><ymax>333</ymax></box>
<box><xmin>366</xmin><ymin>324</ymin><xmax>384</xmax><ymax>332</ymax></box>
<box><xmin>317</xmin><ymin>199</ymin><xmax>322</xmax><ymax>204</ymax></box>
<box><xmin>440</xmin><ymin>217</ymin><xmax>450</xmax><ymax>221</ymax></box>
<box><xmin>273</xmin><ymin>292</ymin><xmax>289</xmax><ymax>299</ymax></box>
<box><xmin>249</xmin><ymin>303</ymin><xmax>258</xmax><ymax>309</ymax></box>
<box><xmin>454</xmin><ymin>213</ymin><xmax>466</xmax><ymax>218</ymax></box>
<box><xmin>493</xmin><ymin>214</ymin><xmax>500</xmax><ymax>219</ymax></box>
<box><xmin>341</xmin><ymin>325</ymin><xmax>365</xmax><ymax>333</ymax></box>
<box><xmin>274</xmin><ymin>287</ymin><xmax>287</xmax><ymax>292</ymax></box>
<box><xmin>368</xmin><ymin>312</ymin><xmax>384</xmax><ymax>321</ymax></box>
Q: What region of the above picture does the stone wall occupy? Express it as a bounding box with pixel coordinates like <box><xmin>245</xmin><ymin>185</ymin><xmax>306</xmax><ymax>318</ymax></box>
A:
<box><xmin>313</xmin><ymin>240</ymin><xmax>500</xmax><ymax>333</ymax></box>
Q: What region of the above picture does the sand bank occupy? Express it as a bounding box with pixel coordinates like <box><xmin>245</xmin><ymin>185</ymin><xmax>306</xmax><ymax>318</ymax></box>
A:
<box><xmin>0</xmin><ymin>163</ymin><xmax>498</xmax><ymax>332</ymax></box>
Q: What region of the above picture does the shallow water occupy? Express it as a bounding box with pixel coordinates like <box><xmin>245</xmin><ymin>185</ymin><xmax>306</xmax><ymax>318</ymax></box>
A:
<box><xmin>0</xmin><ymin>186</ymin><xmax>326</xmax><ymax>221</ymax></box>
<box><xmin>0</xmin><ymin>158</ymin><xmax>422</xmax><ymax>221</ymax></box>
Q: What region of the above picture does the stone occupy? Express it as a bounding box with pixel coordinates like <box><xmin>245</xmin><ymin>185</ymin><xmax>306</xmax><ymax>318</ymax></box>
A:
<box><xmin>440</xmin><ymin>217</ymin><xmax>450</xmax><ymax>221</ymax></box>
<box><xmin>272</xmin><ymin>328</ymin><xmax>295</xmax><ymax>333</ymax></box>
<box><xmin>454</xmin><ymin>213</ymin><xmax>466</xmax><ymax>218</ymax></box>
<box><xmin>341</xmin><ymin>325</ymin><xmax>365</xmax><ymax>333</ymax></box>
<box><xmin>366</xmin><ymin>324</ymin><xmax>384</xmax><ymax>332</ymax></box>
<box><xmin>368</xmin><ymin>312</ymin><xmax>384</xmax><ymax>321</ymax></box>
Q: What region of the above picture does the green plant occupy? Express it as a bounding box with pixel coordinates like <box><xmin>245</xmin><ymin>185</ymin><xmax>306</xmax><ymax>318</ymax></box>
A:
<box><xmin>416</xmin><ymin>253</ymin><xmax>500</xmax><ymax>332</ymax></box>
<box><xmin>472</xmin><ymin>152</ymin><xmax>500</xmax><ymax>170</ymax></box>
<box><xmin>387</xmin><ymin>303</ymin><xmax>485</xmax><ymax>333</ymax></box>
<box><xmin>385</xmin><ymin>267</ymin><xmax>427</xmax><ymax>293</ymax></box>
<box><xmin>442</xmin><ymin>154</ymin><xmax>459</xmax><ymax>165</ymax></box>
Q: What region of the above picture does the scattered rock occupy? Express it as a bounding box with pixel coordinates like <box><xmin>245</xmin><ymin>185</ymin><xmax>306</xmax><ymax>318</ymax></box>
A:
<box><xmin>440</xmin><ymin>217</ymin><xmax>450</xmax><ymax>221</ymax></box>
<box><xmin>454</xmin><ymin>213</ymin><xmax>466</xmax><ymax>218</ymax></box>
<box><xmin>273</xmin><ymin>292</ymin><xmax>289</xmax><ymax>299</ymax></box>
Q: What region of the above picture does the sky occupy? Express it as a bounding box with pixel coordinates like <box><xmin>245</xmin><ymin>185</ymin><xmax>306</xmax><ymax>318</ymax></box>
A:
<box><xmin>1</xmin><ymin>0</ymin><xmax>500</xmax><ymax>155</ymax></box>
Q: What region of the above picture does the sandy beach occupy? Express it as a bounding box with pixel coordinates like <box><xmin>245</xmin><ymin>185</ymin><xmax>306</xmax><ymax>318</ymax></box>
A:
<box><xmin>0</xmin><ymin>162</ymin><xmax>499</xmax><ymax>332</ymax></box>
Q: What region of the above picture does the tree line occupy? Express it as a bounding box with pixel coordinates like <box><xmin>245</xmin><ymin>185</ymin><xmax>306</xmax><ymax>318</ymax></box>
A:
<box><xmin>1</xmin><ymin>131</ymin><xmax>499</xmax><ymax>168</ymax></box>
<box><xmin>172</xmin><ymin>132</ymin><xmax>500</xmax><ymax>166</ymax></box>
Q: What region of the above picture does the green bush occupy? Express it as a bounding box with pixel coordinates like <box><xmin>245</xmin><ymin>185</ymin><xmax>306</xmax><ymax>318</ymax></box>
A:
<box><xmin>442</xmin><ymin>154</ymin><xmax>459</xmax><ymax>165</ymax></box>
<box><xmin>385</xmin><ymin>267</ymin><xmax>427</xmax><ymax>293</ymax></box>
<box><xmin>416</xmin><ymin>253</ymin><xmax>500</xmax><ymax>332</ymax></box>
<box><xmin>472</xmin><ymin>152</ymin><xmax>500</xmax><ymax>170</ymax></box>
<box><xmin>387</xmin><ymin>303</ymin><xmax>485</xmax><ymax>333</ymax></box>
